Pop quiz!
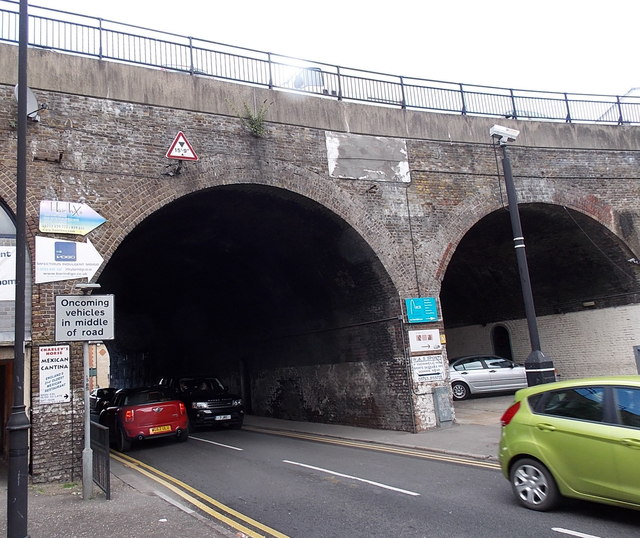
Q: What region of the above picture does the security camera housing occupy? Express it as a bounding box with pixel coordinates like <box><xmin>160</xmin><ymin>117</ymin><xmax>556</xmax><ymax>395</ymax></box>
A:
<box><xmin>490</xmin><ymin>124</ymin><xmax>520</xmax><ymax>142</ymax></box>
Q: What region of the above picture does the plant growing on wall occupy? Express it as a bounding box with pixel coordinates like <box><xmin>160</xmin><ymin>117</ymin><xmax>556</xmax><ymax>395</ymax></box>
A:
<box><xmin>231</xmin><ymin>99</ymin><xmax>271</xmax><ymax>138</ymax></box>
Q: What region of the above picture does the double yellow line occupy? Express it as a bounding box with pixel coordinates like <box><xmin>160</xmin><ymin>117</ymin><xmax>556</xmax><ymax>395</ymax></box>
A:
<box><xmin>112</xmin><ymin>451</ymin><xmax>289</xmax><ymax>538</ymax></box>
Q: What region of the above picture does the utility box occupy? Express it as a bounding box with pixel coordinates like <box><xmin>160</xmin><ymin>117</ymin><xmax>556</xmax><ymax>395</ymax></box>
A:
<box><xmin>433</xmin><ymin>386</ymin><xmax>454</xmax><ymax>427</ymax></box>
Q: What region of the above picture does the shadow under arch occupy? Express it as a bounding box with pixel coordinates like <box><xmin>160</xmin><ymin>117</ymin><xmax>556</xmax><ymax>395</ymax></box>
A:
<box><xmin>440</xmin><ymin>202</ymin><xmax>640</xmax><ymax>329</ymax></box>
<box><xmin>96</xmin><ymin>179</ymin><xmax>413</xmax><ymax>430</ymax></box>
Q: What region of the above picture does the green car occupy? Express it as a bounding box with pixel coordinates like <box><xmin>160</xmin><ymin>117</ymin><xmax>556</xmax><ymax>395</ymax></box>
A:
<box><xmin>498</xmin><ymin>376</ymin><xmax>640</xmax><ymax>511</ymax></box>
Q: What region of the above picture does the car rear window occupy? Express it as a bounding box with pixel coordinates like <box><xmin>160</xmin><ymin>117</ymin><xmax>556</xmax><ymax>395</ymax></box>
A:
<box><xmin>124</xmin><ymin>390</ymin><xmax>171</xmax><ymax>405</ymax></box>
<box><xmin>537</xmin><ymin>387</ymin><xmax>605</xmax><ymax>422</ymax></box>
<box><xmin>613</xmin><ymin>387</ymin><xmax>640</xmax><ymax>428</ymax></box>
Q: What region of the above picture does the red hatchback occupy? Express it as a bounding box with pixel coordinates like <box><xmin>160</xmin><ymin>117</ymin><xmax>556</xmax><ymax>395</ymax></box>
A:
<box><xmin>99</xmin><ymin>387</ymin><xmax>189</xmax><ymax>451</ymax></box>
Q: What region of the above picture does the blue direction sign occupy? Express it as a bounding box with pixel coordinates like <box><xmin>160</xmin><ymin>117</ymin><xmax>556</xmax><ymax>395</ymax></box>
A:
<box><xmin>405</xmin><ymin>297</ymin><xmax>439</xmax><ymax>323</ymax></box>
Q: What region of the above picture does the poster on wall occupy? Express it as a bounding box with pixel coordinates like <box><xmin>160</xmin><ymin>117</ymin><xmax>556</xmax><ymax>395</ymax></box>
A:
<box><xmin>411</xmin><ymin>354</ymin><xmax>446</xmax><ymax>382</ymax></box>
<box><xmin>0</xmin><ymin>246</ymin><xmax>16</xmax><ymax>301</ymax></box>
<box><xmin>39</xmin><ymin>345</ymin><xmax>71</xmax><ymax>404</ymax></box>
<box><xmin>408</xmin><ymin>329</ymin><xmax>442</xmax><ymax>352</ymax></box>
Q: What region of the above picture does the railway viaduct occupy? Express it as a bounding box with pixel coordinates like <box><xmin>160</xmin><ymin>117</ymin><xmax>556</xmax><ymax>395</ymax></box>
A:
<box><xmin>1</xmin><ymin>42</ymin><xmax>639</xmax><ymax>481</ymax></box>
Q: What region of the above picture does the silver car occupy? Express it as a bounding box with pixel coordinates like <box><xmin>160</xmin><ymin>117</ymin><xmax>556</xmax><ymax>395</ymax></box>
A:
<box><xmin>449</xmin><ymin>355</ymin><xmax>528</xmax><ymax>400</ymax></box>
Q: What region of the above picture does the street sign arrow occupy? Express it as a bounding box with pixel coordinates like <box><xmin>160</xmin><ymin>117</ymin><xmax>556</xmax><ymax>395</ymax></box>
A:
<box><xmin>39</xmin><ymin>200</ymin><xmax>106</xmax><ymax>235</ymax></box>
<box><xmin>35</xmin><ymin>236</ymin><xmax>104</xmax><ymax>284</ymax></box>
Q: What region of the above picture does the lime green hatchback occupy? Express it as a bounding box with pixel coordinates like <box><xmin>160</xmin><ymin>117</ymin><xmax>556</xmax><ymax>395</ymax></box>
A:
<box><xmin>499</xmin><ymin>376</ymin><xmax>640</xmax><ymax>511</ymax></box>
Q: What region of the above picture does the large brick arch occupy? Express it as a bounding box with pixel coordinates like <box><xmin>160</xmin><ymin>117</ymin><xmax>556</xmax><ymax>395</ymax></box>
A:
<box><xmin>429</xmin><ymin>179</ymin><xmax>628</xmax><ymax>288</ymax></box>
<box><xmin>95</xmin><ymin>156</ymin><xmax>414</xmax><ymax>297</ymax></box>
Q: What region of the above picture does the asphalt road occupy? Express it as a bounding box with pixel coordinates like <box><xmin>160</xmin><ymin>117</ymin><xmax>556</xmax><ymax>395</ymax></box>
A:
<box><xmin>123</xmin><ymin>427</ymin><xmax>639</xmax><ymax>538</ymax></box>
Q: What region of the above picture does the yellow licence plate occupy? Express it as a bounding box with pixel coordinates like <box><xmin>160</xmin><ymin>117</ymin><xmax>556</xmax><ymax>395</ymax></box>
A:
<box><xmin>149</xmin><ymin>425</ymin><xmax>172</xmax><ymax>434</ymax></box>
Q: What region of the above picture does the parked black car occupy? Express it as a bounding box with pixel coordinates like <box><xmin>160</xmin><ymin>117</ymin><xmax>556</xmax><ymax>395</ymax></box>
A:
<box><xmin>158</xmin><ymin>375</ymin><xmax>244</xmax><ymax>429</ymax></box>
<box><xmin>89</xmin><ymin>387</ymin><xmax>117</xmax><ymax>415</ymax></box>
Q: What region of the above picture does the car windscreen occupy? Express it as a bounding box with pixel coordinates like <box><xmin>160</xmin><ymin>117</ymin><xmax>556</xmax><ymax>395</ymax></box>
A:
<box><xmin>124</xmin><ymin>390</ymin><xmax>172</xmax><ymax>406</ymax></box>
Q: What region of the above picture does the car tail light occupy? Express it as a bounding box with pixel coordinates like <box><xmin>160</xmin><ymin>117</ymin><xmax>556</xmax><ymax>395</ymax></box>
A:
<box><xmin>124</xmin><ymin>409</ymin><xmax>135</xmax><ymax>423</ymax></box>
<box><xmin>179</xmin><ymin>402</ymin><xmax>186</xmax><ymax>415</ymax></box>
<box><xmin>500</xmin><ymin>401</ymin><xmax>521</xmax><ymax>427</ymax></box>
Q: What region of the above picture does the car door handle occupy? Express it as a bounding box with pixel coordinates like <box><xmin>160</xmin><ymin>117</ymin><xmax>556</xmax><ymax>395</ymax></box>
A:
<box><xmin>536</xmin><ymin>423</ymin><xmax>556</xmax><ymax>432</ymax></box>
<box><xmin>620</xmin><ymin>438</ymin><xmax>640</xmax><ymax>449</ymax></box>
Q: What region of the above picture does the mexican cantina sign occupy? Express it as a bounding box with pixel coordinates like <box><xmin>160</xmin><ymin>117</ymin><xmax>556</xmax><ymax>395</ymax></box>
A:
<box><xmin>39</xmin><ymin>345</ymin><xmax>70</xmax><ymax>404</ymax></box>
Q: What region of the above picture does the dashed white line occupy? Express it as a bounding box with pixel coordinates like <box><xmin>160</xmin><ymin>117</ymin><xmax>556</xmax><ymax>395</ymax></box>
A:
<box><xmin>189</xmin><ymin>436</ymin><xmax>244</xmax><ymax>451</ymax></box>
<box><xmin>552</xmin><ymin>528</ymin><xmax>601</xmax><ymax>538</ymax></box>
<box><xmin>283</xmin><ymin>460</ymin><xmax>420</xmax><ymax>496</ymax></box>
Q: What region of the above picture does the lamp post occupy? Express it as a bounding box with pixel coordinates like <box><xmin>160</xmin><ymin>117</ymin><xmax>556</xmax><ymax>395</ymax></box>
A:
<box><xmin>7</xmin><ymin>1</ymin><xmax>31</xmax><ymax>536</ymax></box>
<box><xmin>491</xmin><ymin>125</ymin><xmax>556</xmax><ymax>386</ymax></box>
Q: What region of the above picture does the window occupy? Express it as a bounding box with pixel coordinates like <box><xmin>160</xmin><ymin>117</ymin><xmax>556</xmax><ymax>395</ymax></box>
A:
<box><xmin>613</xmin><ymin>387</ymin><xmax>640</xmax><ymax>428</ymax></box>
<box><xmin>538</xmin><ymin>387</ymin><xmax>605</xmax><ymax>422</ymax></box>
<box><xmin>454</xmin><ymin>358</ymin><xmax>484</xmax><ymax>371</ymax></box>
<box><xmin>485</xmin><ymin>358</ymin><xmax>513</xmax><ymax>369</ymax></box>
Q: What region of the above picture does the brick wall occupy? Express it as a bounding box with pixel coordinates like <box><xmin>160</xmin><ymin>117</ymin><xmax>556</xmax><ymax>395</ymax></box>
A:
<box><xmin>446</xmin><ymin>304</ymin><xmax>640</xmax><ymax>377</ymax></box>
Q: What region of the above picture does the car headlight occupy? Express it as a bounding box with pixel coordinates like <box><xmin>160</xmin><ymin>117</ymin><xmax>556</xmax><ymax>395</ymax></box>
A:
<box><xmin>192</xmin><ymin>402</ymin><xmax>208</xmax><ymax>409</ymax></box>
<box><xmin>232</xmin><ymin>399</ymin><xmax>242</xmax><ymax>407</ymax></box>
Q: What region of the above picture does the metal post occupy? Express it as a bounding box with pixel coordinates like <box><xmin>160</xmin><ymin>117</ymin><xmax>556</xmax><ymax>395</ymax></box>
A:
<box><xmin>82</xmin><ymin>340</ymin><xmax>93</xmax><ymax>499</ymax></box>
<box><xmin>499</xmin><ymin>142</ymin><xmax>556</xmax><ymax>386</ymax></box>
<box><xmin>7</xmin><ymin>1</ymin><xmax>31</xmax><ymax>536</ymax></box>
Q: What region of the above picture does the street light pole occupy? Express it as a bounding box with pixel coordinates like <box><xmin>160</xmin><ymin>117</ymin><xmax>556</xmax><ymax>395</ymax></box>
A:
<box><xmin>492</xmin><ymin>125</ymin><xmax>556</xmax><ymax>386</ymax></box>
<box><xmin>7</xmin><ymin>1</ymin><xmax>31</xmax><ymax>536</ymax></box>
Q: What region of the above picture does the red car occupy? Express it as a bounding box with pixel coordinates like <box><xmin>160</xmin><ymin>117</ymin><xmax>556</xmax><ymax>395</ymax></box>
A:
<box><xmin>99</xmin><ymin>387</ymin><xmax>189</xmax><ymax>451</ymax></box>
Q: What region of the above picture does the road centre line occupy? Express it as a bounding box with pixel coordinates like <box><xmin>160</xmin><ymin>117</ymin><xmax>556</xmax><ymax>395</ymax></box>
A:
<box><xmin>244</xmin><ymin>426</ymin><xmax>499</xmax><ymax>470</ymax></box>
<box><xmin>112</xmin><ymin>451</ymin><xmax>288</xmax><ymax>538</ymax></box>
<box><xmin>283</xmin><ymin>459</ymin><xmax>421</xmax><ymax>496</ymax></box>
<box><xmin>190</xmin><ymin>435</ymin><xmax>244</xmax><ymax>450</ymax></box>
<box><xmin>552</xmin><ymin>528</ymin><xmax>601</xmax><ymax>538</ymax></box>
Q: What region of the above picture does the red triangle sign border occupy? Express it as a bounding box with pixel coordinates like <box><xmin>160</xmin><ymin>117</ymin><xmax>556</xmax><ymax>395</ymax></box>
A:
<box><xmin>166</xmin><ymin>131</ymin><xmax>199</xmax><ymax>161</ymax></box>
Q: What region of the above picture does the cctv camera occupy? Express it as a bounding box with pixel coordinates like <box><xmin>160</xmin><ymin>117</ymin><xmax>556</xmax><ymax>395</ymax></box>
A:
<box><xmin>490</xmin><ymin>125</ymin><xmax>520</xmax><ymax>143</ymax></box>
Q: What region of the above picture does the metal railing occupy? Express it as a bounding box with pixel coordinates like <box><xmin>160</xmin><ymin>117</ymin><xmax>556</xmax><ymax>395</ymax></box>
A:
<box><xmin>1</xmin><ymin>0</ymin><xmax>639</xmax><ymax>125</ymax></box>
<box><xmin>90</xmin><ymin>421</ymin><xmax>111</xmax><ymax>500</ymax></box>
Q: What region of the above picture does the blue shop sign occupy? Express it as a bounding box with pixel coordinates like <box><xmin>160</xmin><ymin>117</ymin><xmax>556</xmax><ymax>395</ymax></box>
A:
<box><xmin>405</xmin><ymin>297</ymin><xmax>439</xmax><ymax>323</ymax></box>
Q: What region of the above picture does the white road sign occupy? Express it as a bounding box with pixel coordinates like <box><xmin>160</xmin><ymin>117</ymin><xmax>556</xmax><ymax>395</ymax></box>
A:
<box><xmin>408</xmin><ymin>329</ymin><xmax>443</xmax><ymax>352</ymax></box>
<box><xmin>55</xmin><ymin>294</ymin><xmax>115</xmax><ymax>341</ymax></box>
<box><xmin>39</xmin><ymin>345</ymin><xmax>70</xmax><ymax>404</ymax></box>
<box><xmin>35</xmin><ymin>236</ymin><xmax>103</xmax><ymax>284</ymax></box>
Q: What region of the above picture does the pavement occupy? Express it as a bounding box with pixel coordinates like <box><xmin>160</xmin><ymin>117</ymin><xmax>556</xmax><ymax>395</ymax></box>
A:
<box><xmin>0</xmin><ymin>395</ymin><xmax>511</xmax><ymax>537</ymax></box>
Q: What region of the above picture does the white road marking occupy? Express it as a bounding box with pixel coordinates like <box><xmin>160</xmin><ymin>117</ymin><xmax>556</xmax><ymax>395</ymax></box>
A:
<box><xmin>154</xmin><ymin>490</ymin><xmax>196</xmax><ymax>514</ymax></box>
<box><xmin>283</xmin><ymin>460</ymin><xmax>420</xmax><ymax>496</ymax></box>
<box><xmin>190</xmin><ymin>436</ymin><xmax>244</xmax><ymax>451</ymax></box>
<box><xmin>552</xmin><ymin>528</ymin><xmax>601</xmax><ymax>538</ymax></box>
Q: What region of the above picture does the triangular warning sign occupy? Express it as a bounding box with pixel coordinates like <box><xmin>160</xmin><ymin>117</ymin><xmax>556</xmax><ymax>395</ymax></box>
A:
<box><xmin>166</xmin><ymin>131</ymin><xmax>199</xmax><ymax>161</ymax></box>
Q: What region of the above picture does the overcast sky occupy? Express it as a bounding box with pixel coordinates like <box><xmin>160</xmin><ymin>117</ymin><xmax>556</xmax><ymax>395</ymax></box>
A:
<box><xmin>29</xmin><ymin>0</ymin><xmax>638</xmax><ymax>97</ymax></box>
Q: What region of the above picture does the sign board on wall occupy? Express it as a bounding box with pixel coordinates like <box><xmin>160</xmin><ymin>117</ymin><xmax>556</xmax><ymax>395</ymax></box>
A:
<box><xmin>55</xmin><ymin>294</ymin><xmax>115</xmax><ymax>341</ymax></box>
<box><xmin>0</xmin><ymin>246</ymin><xmax>15</xmax><ymax>301</ymax></box>
<box><xmin>39</xmin><ymin>345</ymin><xmax>70</xmax><ymax>404</ymax></box>
<box><xmin>35</xmin><ymin>236</ymin><xmax>104</xmax><ymax>284</ymax></box>
<box><xmin>405</xmin><ymin>297</ymin><xmax>439</xmax><ymax>323</ymax></box>
<box><xmin>408</xmin><ymin>329</ymin><xmax>442</xmax><ymax>352</ymax></box>
<box><xmin>39</xmin><ymin>200</ymin><xmax>106</xmax><ymax>236</ymax></box>
<box><xmin>411</xmin><ymin>354</ymin><xmax>446</xmax><ymax>382</ymax></box>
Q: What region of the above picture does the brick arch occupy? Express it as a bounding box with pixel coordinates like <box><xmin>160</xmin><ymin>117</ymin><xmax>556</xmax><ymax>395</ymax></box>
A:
<box><xmin>429</xmin><ymin>183</ymin><xmax>624</xmax><ymax>287</ymax></box>
<box><xmin>94</xmin><ymin>156</ymin><xmax>412</xmax><ymax>296</ymax></box>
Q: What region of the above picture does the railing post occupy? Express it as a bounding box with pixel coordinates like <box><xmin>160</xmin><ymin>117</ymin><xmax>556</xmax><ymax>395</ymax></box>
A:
<box><xmin>616</xmin><ymin>95</ymin><xmax>624</xmax><ymax>125</ymax></box>
<box><xmin>400</xmin><ymin>76</ymin><xmax>406</xmax><ymax>109</ymax></box>
<box><xmin>98</xmin><ymin>18</ymin><xmax>103</xmax><ymax>59</ymax></box>
<box><xmin>459</xmin><ymin>83</ymin><xmax>467</xmax><ymax>115</ymax></box>
<box><xmin>188</xmin><ymin>36</ymin><xmax>194</xmax><ymax>75</ymax></box>
<box><xmin>336</xmin><ymin>66</ymin><xmax>343</xmax><ymax>101</ymax></box>
<box><xmin>564</xmin><ymin>92</ymin><xmax>572</xmax><ymax>123</ymax></box>
<box><xmin>267</xmin><ymin>52</ymin><xmax>273</xmax><ymax>89</ymax></box>
<box><xmin>509</xmin><ymin>88</ymin><xmax>517</xmax><ymax>119</ymax></box>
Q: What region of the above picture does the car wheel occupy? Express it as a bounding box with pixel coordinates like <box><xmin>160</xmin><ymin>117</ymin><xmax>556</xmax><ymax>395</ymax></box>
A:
<box><xmin>177</xmin><ymin>425</ymin><xmax>190</xmax><ymax>443</ymax></box>
<box><xmin>451</xmin><ymin>381</ymin><xmax>470</xmax><ymax>401</ymax></box>
<box><xmin>510</xmin><ymin>458</ymin><xmax>559</xmax><ymax>511</ymax></box>
<box><xmin>117</xmin><ymin>427</ymin><xmax>132</xmax><ymax>452</ymax></box>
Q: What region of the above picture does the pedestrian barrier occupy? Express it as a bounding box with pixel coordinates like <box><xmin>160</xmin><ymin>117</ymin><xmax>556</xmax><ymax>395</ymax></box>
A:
<box><xmin>90</xmin><ymin>421</ymin><xmax>111</xmax><ymax>500</ymax></box>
